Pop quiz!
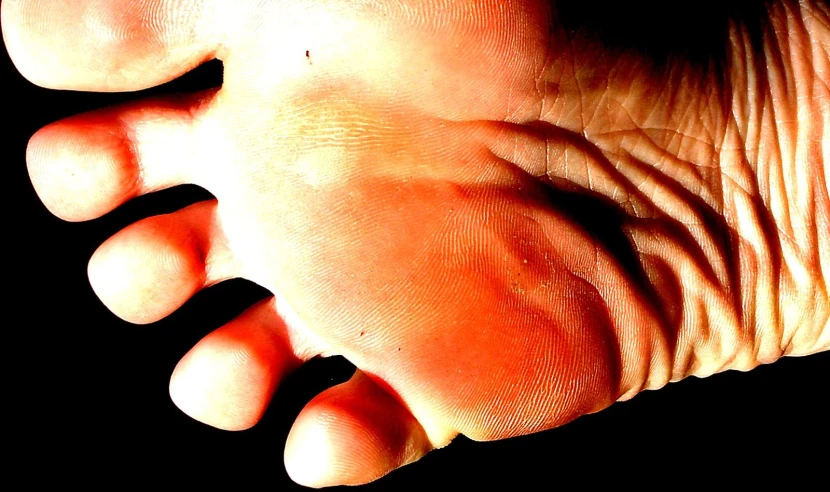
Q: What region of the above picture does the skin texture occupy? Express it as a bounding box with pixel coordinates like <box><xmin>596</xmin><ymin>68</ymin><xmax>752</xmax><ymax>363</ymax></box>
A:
<box><xmin>4</xmin><ymin>0</ymin><xmax>828</xmax><ymax>487</ymax></box>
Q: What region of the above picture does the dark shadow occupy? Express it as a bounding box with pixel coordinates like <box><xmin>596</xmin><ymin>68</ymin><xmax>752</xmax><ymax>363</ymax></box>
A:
<box><xmin>554</xmin><ymin>0</ymin><xmax>772</xmax><ymax>70</ymax></box>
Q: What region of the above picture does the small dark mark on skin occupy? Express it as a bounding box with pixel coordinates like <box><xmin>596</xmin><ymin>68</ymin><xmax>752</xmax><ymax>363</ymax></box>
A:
<box><xmin>305</xmin><ymin>50</ymin><xmax>312</xmax><ymax>64</ymax></box>
<box><xmin>360</xmin><ymin>331</ymin><xmax>365</xmax><ymax>336</ymax></box>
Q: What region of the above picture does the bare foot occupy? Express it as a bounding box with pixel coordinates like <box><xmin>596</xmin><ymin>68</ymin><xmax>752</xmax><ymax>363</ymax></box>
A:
<box><xmin>5</xmin><ymin>0</ymin><xmax>828</xmax><ymax>486</ymax></box>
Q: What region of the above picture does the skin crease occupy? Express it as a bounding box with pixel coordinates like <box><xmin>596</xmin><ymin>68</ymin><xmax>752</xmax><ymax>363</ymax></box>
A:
<box><xmin>4</xmin><ymin>0</ymin><xmax>828</xmax><ymax>488</ymax></box>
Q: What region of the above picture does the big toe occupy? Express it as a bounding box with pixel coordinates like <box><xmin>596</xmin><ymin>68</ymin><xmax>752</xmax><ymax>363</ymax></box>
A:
<box><xmin>2</xmin><ymin>0</ymin><xmax>223</xmax><ymax>91</ymax></box>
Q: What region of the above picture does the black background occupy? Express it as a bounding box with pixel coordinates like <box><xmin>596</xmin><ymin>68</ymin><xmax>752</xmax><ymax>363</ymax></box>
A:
<box><xmin>5</xmin><ymin>30</ymin><xmax>828</xmax><ymax>488</ymax></box>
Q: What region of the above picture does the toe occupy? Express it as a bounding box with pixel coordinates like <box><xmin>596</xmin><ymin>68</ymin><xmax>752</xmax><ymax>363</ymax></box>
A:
<box><xmin>27</xmin><ymin>90</ymin><xmax>217</xmax><ymax>222</ymax></box>
<box><xmin>2</xmin><ymin>0</ymin><xmax>222</xmax><ymax>91</ymax></box>
<box><xmin>169</xmin><ymin>297</ymin><xmax>321</xmax><ymax>431</ymax></box>
<box><xmin>284</xmin><ymin>371</ymin><xmax>433</xmax><ymax>488</ymax></box>
<box><xmin>88</xmin><ymin>200</ymin><xmax>236</xmax><ymax>324</ymax></box>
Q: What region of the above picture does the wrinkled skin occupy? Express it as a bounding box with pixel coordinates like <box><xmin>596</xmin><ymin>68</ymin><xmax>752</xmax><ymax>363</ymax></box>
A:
<box><xmin>4</xmin><ymin>0</ymin><xmax>828</xmax><ymax>487</ymax></box>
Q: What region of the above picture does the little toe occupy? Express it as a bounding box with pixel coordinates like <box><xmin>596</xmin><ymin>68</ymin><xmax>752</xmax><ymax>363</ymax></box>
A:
<box><xmin>2</xmin><ymin>0</ymin><xmax>222</xmax><ymax>91</ymax></box>
<box><xmin>88</xmin><ymin>200</ymin><xmax>236</xmax><ymax>324</ymax></box>
<box><xmin>284</xmin><ymin>370</ymin><xmax>433</xmax><ymax>488</ymax></box>
<box><xmin>27</xmin><ymin>90</ymin><xmax>217</xmax><ymax>222</ymax></box>
<box><xmin>169</xmin><ymin>297</ymin><xmax>321</xmax><ymax>431</ymax></box>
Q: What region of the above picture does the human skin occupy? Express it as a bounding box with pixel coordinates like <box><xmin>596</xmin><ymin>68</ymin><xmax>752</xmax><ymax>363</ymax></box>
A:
<box><xmin>4</xmin><ymin>0</ymin><xmax>828</xmax><ymax>487</ymax></box>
